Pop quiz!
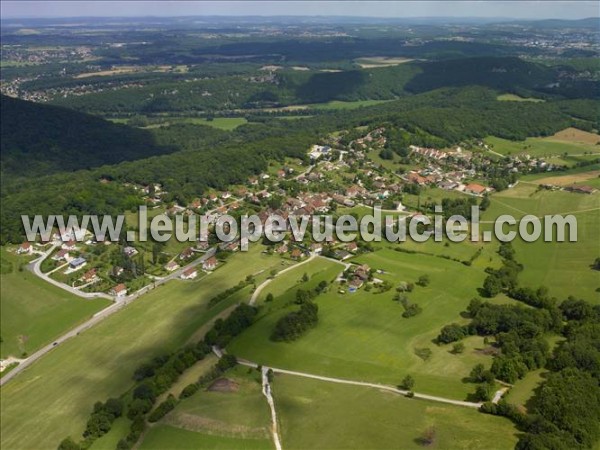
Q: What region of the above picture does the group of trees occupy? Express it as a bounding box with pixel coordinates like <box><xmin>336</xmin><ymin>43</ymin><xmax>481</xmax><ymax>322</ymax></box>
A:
<box><xmin>271</xmin><ymin>300</ymin><xmax>319</xmax><ymax>342</ymax></box>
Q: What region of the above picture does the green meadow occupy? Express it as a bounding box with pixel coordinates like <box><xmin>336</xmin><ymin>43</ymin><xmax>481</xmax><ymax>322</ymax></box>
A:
<box><xmin>0</xmin><ymin>247</ymin><xmax>111</xmax><ymax>358</ymax></box>
<box><xmin>229</xmin><ymin>252</ymin><xmax>503</xmax><ymax>400</ymax></box>
<box><xmin>162</xmin><ymin>365</ymin><xmax>271</xmax><ymax>439</ymax></box>
<box><xmin>273</xmin><ymin>374</ymin><xmax>518</xmax><ymax>450</ymax></box>
<box><xmin>482</xmin><ymin>182</ymin><xmax>600</xmax><ymax>302</ymax></box>
<box><xmin>0</xmin><ymin>246</ymin><xmax>282</xmax><ymax>450</ymax></box>
<box><xmin>485</xmin><ymin>135</ymin><xmax>599</xmax><ymax>160</ymax></box>
<box><xmin>139</xmin><ymin>426</ymin><xmax>272</xmax><ymax>450</ymax></box>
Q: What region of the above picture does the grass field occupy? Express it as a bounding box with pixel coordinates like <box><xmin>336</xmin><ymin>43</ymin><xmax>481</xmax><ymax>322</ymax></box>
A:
<box><xmin>0</xmin><ymin>245</ymin><xmax>283</xmax><ymax>450</ymax></box>
<box><xmin>497</xmin><ymin>93</ymin><xmax>544</xmax><ymax>102</ymax></box>
<box><xmin>273</xmin><ymin>374</ymin><xmax>518</xmax><ymax>450</ymax></box>
<box><xmin>482</xmin><ymin>182</ymin><xmax>600</xmax><ymax>302</ymax></box>
<box><xmin>162</xmin><ymin>365</ymin><xmax>271</xmax><ymax>439</ymax></box>
<box><xmin>308</xmin><ymin>99</ymin><xmax>394</xmax><ymax>110</ymax></box>
<box><xmin>139</xmin><ymin>425</ymin><xmax>272</xmax><ymax>450</ymax></box>
<box><xmin>229</xmin><ymin>253</ymin><xmax>502</xmax><ymax>400</ymax></box>
<box><xmin>0</xmin><ymin>247</ymin><xmax>111</xmax><ymax>358</ymax></box>
<box><xmin>485</xmin><ymin>128</ymin><xmax>600</xmax><ymax>161</ymax></box>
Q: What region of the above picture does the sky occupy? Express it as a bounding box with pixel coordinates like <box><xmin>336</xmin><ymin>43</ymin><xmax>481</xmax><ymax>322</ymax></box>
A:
<box><xmin>1</xmin><ymin>1</ymin><xmax>598</xmax><ymax>20</ymax></box>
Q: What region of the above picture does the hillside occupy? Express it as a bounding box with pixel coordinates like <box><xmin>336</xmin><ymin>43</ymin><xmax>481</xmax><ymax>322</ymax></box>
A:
<box><xmin>0</xmin><ymin>95</ymin><xmax>175</xmax><ymax>179</ymax></box>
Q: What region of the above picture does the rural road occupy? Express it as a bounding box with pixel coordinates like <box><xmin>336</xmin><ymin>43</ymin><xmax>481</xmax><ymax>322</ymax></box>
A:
<box><xmin>1</xmin><ymin>248</ymin><xmax>217</xmax><ymax>386</ymax></box>
<box><xmin>262</xmin><ymin>366</ymin><xmax>283</xmax><ymax>450</ymax></box>
<box><xmin>212</xmin><ymin>347</ymin><xmax>483</xmax><ymax>410</ymax></box>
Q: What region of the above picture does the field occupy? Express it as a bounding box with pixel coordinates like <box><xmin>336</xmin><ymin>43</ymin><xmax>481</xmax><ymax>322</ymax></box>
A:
<box><xmin>139</xmin><ymin>426</ymin><xmax>272</xmax><ymax>450</ymax></box>
<box><xmin>229</xmin><ymin>252</ymin><xmax>504</xmax><ymax>400</ymax></box>
<box><xmin>137</xmin><ymin>364</ymin><xmax>272</xmax><ymax>449</ymax></box>
<box><xmin>273</xmin><ymin>374</ymin><xmax>518</xmax><ymax>450</ymax></box>
<box><xmin>0</xmin><ymin>247</ymin><xmax>111</xmax><ymax>358</ymax></box>
<box><xmin>482</xmin><ymin>180</ymin><xmax>600</xmax><ymax>302</ymax></box>
<box><xmin>162</xmin><ymin>365</ymin><xmax>271</xmax><ymax>439</ymax></box>
<box><xmin>485</xmin><ymin>131</ymin><xmax>600</xmax><ymax>161</ymax></box>
<box><xmin>496</xmin><ymin>93</ymin><xmax>544</xmax><ymax>102</ymax></box>
<box><xmin>0</xmin><ymin>245</ymin><xmax>283</xmax><ymax>450</ymax></box>
<box><xmin>308</xmin><ymin>99</ymin><xmax>394</xmax><ymax>110</ymax></box>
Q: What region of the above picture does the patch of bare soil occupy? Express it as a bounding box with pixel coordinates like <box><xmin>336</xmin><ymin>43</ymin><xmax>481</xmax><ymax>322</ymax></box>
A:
<box><xmin>207</xmin><ymin>378</ymin><xmax>240</xmax><ymax>393</ymax></box>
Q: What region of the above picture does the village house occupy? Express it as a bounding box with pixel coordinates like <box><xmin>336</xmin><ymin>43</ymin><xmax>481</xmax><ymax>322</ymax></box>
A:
<box><xmin>310</xmin><ymin>243</ymin><xmax>323</xmax><ymax>254</ymax></box>
<box><xmin>165</xmin><ymin>261</ymin><xmax>180</xmax><ymax>272</ymax></box>
<box><xmin>123</xmin><ymin>246</ymin><xmax>138</xmax><ymax>257</ymax></box>
<box><xmin>203</xmin><ymin>256</ymin><xmax>218</xmax><ymax>271</ymax></box>
<box><xmin>196</xmin><ymin>240</ymin><xmax>210</xmax><ymax>251</ymax></box>
<box><xmin>290</xmin><ymin>248</ymin><xmax>304</xmax><ymax>260</ymax></box>
<box><xmin>464</xmin><ymin>183</ymin><xmax>487</xmax><ymax>196</ymax></box>
<box><xmin>81</xmin><ymin>268</ymin><xmax>98</xmax><ymax>283</ymax></box>
<box><xmin>179</xmin><ymin>247</ymin><xmax>194</xmax><ymax>260</ymax></box>
<box><xmin>347</xmin><ymin>242</ymin><xmax>358</xmax><ymax>253</ymax></box>
<box><xmin>62</xmin><ymin>240</ymin><xmax>77</xmax><ymax>251</ymax></box>
<box><xmin>53</xmin><ymin>249</ymin><xmax>70</xmax><ymax>261</ymax></box>
<box><xmin>17</xmin><ymin>242</ymin><xmax>33</xmax><ymax>254</ymax></box>
<box><xmin>69</xmin><ymin>257</ymin><xmax>86</xmax><ymax>270</ymax></box>
<box><xmin>276</xmin><ymin>243</ymin><xmax>289</xmax><ymax>254</ymax></box>
<box><xmin>110</xmin><ymin>283</ymin><xmax>128</xmax><ymax>298</ymax></box>
<box><xmin>180</xmin><ymin>267</ymin><xmax>198</xmax><ymax>280</ymax></box>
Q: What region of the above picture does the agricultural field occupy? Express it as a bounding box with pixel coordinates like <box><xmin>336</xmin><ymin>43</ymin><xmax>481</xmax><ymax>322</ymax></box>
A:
<box><xmin>496</xmin><ymin>93</ymin><xmax>545</xmax><ymax>102</ymax></box>
<box><xmin>0</xmin><ymin>247</ymin><xmax>111</xmax><ymax>358</ymax></box>
<box><xmin>161</xmin><ymin>365</ymin><xmax>270</xmax><ymax>439</ymax></box>
<box><xmin>273</xmin><ymin>374</ymin><xmax>519</xmax><ymax>450</ymax></box>
<box><xmin>485</xmin><ymin>128</ymin><xmax>600</xmax><ymax>161</ymax></box>
<box><xmin>139</xmin><ymin>426</ymin><xmax>272</xmax><ymax>450</ymax></box>
<box><xmin>229</xmin><ymin>252</ymin><xmax>505</xmax><ymax>400</ymax></box>
<box><xmin>481</xmin><ymin>180</ymin><xmax>600</xmax><ymax>302</ymax></box>
<box><xmin>0</xmin><ymin>245</ymin><xmax>283</xmax><ymax>450</ymax></box>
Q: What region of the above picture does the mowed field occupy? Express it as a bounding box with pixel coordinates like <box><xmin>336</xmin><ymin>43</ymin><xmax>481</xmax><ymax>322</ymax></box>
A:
<box><xmin>485</xmin><ymin>127</ymin><xmax>600</xmax><ymax>161</ymax></box>
<box><xmin>160</xmin><ymin>365</ymin><xmax>271</xmax><ymax>439</ymax></box>
<box><xmin>481</xmin><ymin>178</ymin><xmax>600</xmax><ymax>303</ymax></box>
<box><xmin>139</xmin><ymin>426</ymin><xmax>272</xmax><ymax>450</ymax></box>
<box><xmin>273</xmin><ymin>374</ymin><xmax>518</xmax><ymax>450</ymax></box>
<box><xmin>0</xmin><ymin>245</ymin><xmax>282</xmax><ymax>450</ymax></box>
<box><xmin>229</xmin><ymin>253</ymin><xmax>502</xmax><ymax>400</ymax></box>
<box><xmin>138</xmin><ymin>365</ymin><xmax>272</xmax><ymax>449</ymax></box>
<box><xmin>0</xmin><ymin>247</ymin><xmax>111</xmax><ymax>358</ymax></box>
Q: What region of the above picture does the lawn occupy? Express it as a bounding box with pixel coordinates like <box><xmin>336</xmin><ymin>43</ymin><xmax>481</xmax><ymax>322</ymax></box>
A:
<box><xmin>229</xmin><ymin>252</ymin><xmax>501</xmax><ymax>400</ymax></box>
<box><xmin>0</xmin><ymin>247</ymin><xmax>111</xmax><ymax>358</ymax></box>
<box><xmin>139</xmin><ymin>425</ymin><xmax>272</xmax><ymax>450</ymax></box>
<box><xmin>273</xmin><ymin>374</ymin><xmax>518</xmax><ymax>450</ymax></box>
<box><xmin>0</xmin><ymin>245</ymin><xmax>283</xmax><ymax>450</ymax></box>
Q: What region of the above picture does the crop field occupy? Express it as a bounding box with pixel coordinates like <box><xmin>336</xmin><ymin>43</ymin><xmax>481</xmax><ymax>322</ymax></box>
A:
<box><xmin>273</xmin><ymin>374</ymin><xmax>518</xmax><ymax>450</ymax></box>
<box><xmin>0</xmin><ymin>245</ymin><xmax>283</xmax><ymax>450</ymax></box>
<box><xmin>482</xmin><ymin>182</ymin><xmax>600</xmax><ymax>302</ymax></box>
<box><xmin>0</xmin><ymin>247</ymin><xmax>111</xmax><ymax>358</ymax></box>
<box><xmin>229</xmin><ymin>252</ymin><xmax>502</xmax><ymax>400</ymax></box>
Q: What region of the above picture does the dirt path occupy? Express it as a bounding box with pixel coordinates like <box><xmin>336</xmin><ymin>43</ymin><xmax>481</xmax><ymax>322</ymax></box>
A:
<box><xmin>262</xmin><ymin>367</ymin><xmax>283</xmax><ymax>450</ymax></box>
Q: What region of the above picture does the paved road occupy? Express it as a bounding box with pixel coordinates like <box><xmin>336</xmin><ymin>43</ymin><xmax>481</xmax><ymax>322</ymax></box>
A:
<box><xmin>1</xmin><ymin>248</ymin><xmax>217</xmax><ymax>386</ymax></box>
<box><xmin>28</xmin><ymin>244</ymin><xmax>113</xmax><ymax>300</ymax></box>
